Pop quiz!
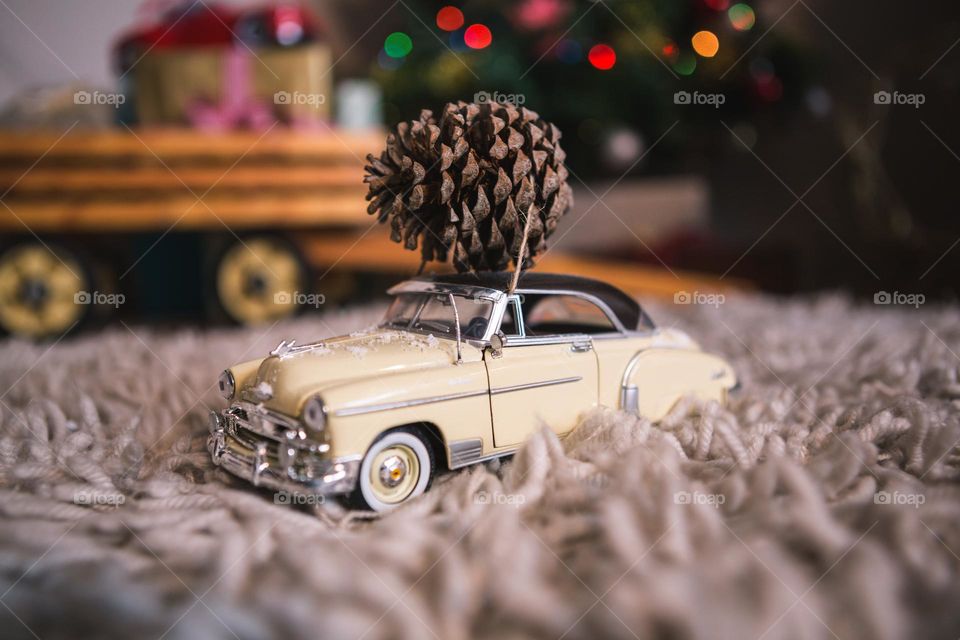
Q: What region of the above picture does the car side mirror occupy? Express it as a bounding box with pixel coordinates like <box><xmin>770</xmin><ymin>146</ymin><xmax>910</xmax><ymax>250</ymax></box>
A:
<box><xmin>488</xmin><ymin>331</ymin><xmax>506</xmax><ymax>358</ymax></box>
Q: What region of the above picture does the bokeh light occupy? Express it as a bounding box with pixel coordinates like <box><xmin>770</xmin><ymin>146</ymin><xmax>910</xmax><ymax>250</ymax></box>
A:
<box><xmin>377</xmin><ymin>48</ymin><xmax>405</xmax><ymax>70</ymax></box>
<box><xmin>805</xmin><ymin>86</ymin><xmax>832</xmax><ymax>117</ymax></box>
<box><xmin>662</xmin><ymin>42</ymin><xmax>678</xmax><ymax>60</ymax></box>
<box><xmin>704</xmin><ymin>0</ymin><xmax>730</xmax><ymax>10</ymax></box>
<box><xmin>448</xmin><ymin>29</ymin><xmax>468</xmax><ymax>52</ymax></box>
<box><xmin>603</xmin><ymin>127</ymin><xmax>645</xmax><ymax>170</ymax></box>
<box><xmin>588</xmin><ymin>44</ymin><xmax>616</xmax><ymax>70</ymax></box>
<box><xmin>728</xmin><ymin>4</ymin><xmax>756</xmax><ymax>31</ymax></box>
<box><xmin>556</xmin><ymin>39</ymin><xmax>582</xmax><ymax>64</ymax></box>
<box><xmin>274</xmin><ymin>5</ymin><xmax>304</xmax><ymax>46</ymax></box>
<box><xmin>276</xmin><ymin>21</ymin><xmax>303</xmax><ymax>46</ymax></box>
<box><xmin>464</xmin><ymin>24</ymin><xmax>492</xmax><ymax>49</ymax></box>
<box><xmin>436</xmin><ymin>6</ymin><xmax>464</xmax><ymax>31</ymax></box>
<box><xmin>384</xmin><ymin>32</ymin><xmax>413</xmax><ymax>58</ymax></box>
<box><xmin>691</xmin><ymin>31</ymin><xmax>720</xmax><ymax>57</ymax></box>
<box><xmin>673</xmin><ymin>52</ymin><xmax>697</xmax><ymax>75</ymax></box>
<box><xmin>755</xmin><ymin>74</ymin><xmax>783</xmax><ymax>101</ymax></box>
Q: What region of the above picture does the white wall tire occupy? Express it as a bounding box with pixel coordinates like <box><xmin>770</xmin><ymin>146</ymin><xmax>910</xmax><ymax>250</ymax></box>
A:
<box><xmin>356</xmin><ymin>430</ymin><xmax>433</xmax><ymax>512</ymax></box>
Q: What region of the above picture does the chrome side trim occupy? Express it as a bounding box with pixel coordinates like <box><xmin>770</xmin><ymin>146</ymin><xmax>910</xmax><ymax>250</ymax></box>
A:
<box><xmin>502</xmin><ymin>334</ymin><xmax>590</xmax><ymax>347</ymax></box>
<box><xmin>334</xmin><ymin>388</ymin><xmax>489</xmax><ymax>417</ymax></box>
<box><xmin>449</xmin><ymin>444</ymin><xmax>518</xmax><ymax>469</ymax></box>
<box><xmin>620</xmin><ymin>351</ymin><xmax>646</xmax><ymax>391</ymax></box>
<box><xmin>448</xmin><ymin>438</ymin><xmax>483</xmax><ymax>467</ymax></box>
<box><xmin>333</xmin><ymin>375</ymin><xmax>583</xmax><ymax>417</ymax></box>
<box><xmin>621</xmin><ymin>385</ymin><xmax>639</xmax><ymax>415</ymax></box>
<box><xmin>620</xmin><ymin>351</ymin><xmax>648</xmax><ymax>414</ymax></box>
<box><xmin>490</xmin><ymin>376</ymin><xmax>582</xmax><ymax>395</ymax></box>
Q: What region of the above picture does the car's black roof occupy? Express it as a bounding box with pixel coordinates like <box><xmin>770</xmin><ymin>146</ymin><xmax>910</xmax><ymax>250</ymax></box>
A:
<box><xmin>417</xmin><ymin>271</ymin><xmax>650</xmax><ymax>331</ymax></box>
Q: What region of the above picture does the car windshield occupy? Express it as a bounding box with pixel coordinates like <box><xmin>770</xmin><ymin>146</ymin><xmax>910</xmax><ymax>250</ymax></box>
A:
<box><xmin>382</xmin><ymin>292</ymin><xmax>493</xmax><ymax>340</ymax></box>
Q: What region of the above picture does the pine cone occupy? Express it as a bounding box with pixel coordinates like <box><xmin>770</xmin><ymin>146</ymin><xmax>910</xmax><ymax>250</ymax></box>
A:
<box><xmin>363</xmin><ymin>101</ymin><xmax>573</xmax><ymax>272</ymax></box>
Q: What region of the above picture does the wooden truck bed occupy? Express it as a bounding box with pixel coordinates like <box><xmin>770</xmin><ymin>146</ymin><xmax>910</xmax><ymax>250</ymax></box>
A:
<box><xmin>0</xmin><ymin>128</ymin><xmax>382</xmax><ymax>231</ymax></box>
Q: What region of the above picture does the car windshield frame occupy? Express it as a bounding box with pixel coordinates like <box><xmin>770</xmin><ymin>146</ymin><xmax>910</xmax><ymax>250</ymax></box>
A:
<box><xmin>381</xmin><ymin>291</ymin><xmax>495</xmax><ymax>342</ymax></box>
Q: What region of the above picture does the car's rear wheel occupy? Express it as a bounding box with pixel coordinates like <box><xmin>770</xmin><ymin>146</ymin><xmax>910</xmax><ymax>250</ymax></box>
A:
<box><xmin>353</xmin><ymin>429</ymin><xmax>434</xmax><ymax>512</ymax></box>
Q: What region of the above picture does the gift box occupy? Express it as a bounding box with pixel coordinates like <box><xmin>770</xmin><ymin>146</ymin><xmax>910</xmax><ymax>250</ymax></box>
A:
<box><xmin>117</xmin><ymin>2</ymin><xmax>332</xmax><ymax>128</ymax></box>
<box><xmin>132</xmin><ymin>43</ymin><xmax>332</xmax><ymax>126</ymax></box>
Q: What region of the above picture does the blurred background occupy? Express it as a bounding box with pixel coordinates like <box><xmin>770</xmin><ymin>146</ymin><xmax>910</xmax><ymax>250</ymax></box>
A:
<box><xmin>0</xmin><ymin>0</ymin><xmax>957</xmax><ymax>339</ymax></box>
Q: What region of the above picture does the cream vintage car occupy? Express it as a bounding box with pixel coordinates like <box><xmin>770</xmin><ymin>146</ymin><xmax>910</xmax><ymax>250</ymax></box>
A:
<box><xmin>208</xmin><ymin>273</ymin><xmax>737</xmax><ymax>511</ymax></box>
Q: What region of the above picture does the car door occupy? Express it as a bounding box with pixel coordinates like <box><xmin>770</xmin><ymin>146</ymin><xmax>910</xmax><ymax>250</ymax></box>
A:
<box><xmin>485</xmin><ymin>294</ymin><xmax>599</xmax><ymax>449</ymax></box>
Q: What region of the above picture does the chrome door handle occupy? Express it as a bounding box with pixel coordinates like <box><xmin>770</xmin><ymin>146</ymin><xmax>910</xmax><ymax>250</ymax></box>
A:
<box><xmin>571</xmin><ymin>341</ymin><xmax>592</xmax><ymax>353</ymax></box>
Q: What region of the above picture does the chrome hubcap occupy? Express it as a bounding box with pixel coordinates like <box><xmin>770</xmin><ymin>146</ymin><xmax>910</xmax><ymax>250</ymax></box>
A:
<box><xmin>379</xmin><ymin>455</ymin><xmax>407</xmax><ymax>487</ymax></box>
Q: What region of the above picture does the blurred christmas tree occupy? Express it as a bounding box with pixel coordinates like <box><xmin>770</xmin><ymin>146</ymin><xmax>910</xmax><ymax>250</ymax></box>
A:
<box><xmin>371</xmin><ymin>0</ymin><xmax>811</xmax><ymax>178</ymax></box>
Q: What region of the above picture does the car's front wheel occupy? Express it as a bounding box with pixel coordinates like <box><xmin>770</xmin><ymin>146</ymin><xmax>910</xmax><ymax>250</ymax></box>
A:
<box><xmin>353</xmin><ymin>429</ymin><xmax>434</xmax><ymax>512</ymax></box>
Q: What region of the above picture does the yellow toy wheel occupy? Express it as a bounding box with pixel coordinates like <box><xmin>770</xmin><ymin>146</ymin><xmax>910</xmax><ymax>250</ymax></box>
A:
<box><xmin>214</xmin><ymin>236</ymin><xmax>308</xmax><ymax>326</ymax></box>
<box><xmin>0</xmin><ymin>244</ymin><xmax>88</xmax><ymax>339</ymax></box>
<box><xmin>356</xmin><ymin>429</ymin><xmax>434</xmax><ymax>512</ymax></box>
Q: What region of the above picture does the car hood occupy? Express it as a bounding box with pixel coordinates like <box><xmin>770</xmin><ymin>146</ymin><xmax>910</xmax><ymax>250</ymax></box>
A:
<box><xmin>239</xmin><ymin>329</ymin><xmax>462</xmax><ymax>415</ymax></box>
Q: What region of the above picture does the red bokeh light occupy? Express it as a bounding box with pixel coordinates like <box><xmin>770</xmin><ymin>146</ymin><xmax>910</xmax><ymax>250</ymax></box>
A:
<box><xmin>588</xmin><ymin>44</ymin><xmax>616</xmax><ymax>70</ymax></box>
<box><xmin>464</xmin><ymin>24</ymin><xmax>492</xmax><ymax>49</ymax></box>
<box><xmin>704</xmin><ymin>0</ymin><xmax>730</xmax><ymax>10</ymax></box>
<box><xmin>755</xmin><ymin>74</ymin><xmax>784</xmax><ymax>102</ymax></box>
<box><xmin>436</xmin><ymin>6</ymin><xmax>464</xmax><ymax>31</ymax></box>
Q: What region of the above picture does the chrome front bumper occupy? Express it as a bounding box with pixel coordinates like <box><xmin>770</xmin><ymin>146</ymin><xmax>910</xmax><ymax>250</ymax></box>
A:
<box><xmin>207</xmin><ymin>405</ymin><xmax>359</xmax><ymax>496</ymax></box>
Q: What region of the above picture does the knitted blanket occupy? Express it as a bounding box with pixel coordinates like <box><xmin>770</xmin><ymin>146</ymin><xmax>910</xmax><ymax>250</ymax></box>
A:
<box><xmin>1</xmin><ymin>295</ymin><xmax>958</xmax><ymax>640</ymax></box>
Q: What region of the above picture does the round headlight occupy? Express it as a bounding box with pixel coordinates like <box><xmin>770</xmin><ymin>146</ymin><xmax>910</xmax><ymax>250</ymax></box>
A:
<box><xmin>303</xmin><ymin>396</ymin><xmax>326</xmax><ymax>432</ymax></box>
<box><xmin>218</xmin><ymin>370</ymin><xmax>235</xmax><ymax>400</ymax></box>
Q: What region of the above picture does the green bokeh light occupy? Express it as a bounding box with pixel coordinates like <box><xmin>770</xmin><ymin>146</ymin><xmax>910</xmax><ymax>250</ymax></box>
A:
<box><xmin>728</xmin><ymin>4</ymin><xmax>756</xmax><ymax>31</ymax></box>
<box><xmin>673</xmin><ymin>53</ymin><xmax>696</xmax><ymax>76</ymax></box>
<box><xmin>384</xmin><ymin>32</ymin><xmax>413</xmax><ymax>58</ymax></box>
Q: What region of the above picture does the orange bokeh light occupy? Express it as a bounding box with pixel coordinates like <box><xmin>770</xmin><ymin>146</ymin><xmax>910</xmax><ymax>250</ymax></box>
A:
<box><xmin>691</xmin><ymin>30</ymin><xmax>720</xmax><ymax>57</ymax></box>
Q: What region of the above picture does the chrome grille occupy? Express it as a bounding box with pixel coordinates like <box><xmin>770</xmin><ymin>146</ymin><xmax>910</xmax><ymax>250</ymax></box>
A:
<box><xmin>225</xmin><ymin>411</ymin><xmax>282</xmax><ymax>464</ymax></box>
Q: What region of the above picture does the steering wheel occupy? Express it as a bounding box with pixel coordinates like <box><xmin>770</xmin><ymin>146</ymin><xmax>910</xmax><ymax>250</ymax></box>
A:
<box><xmin>463</xmin><ymin>317</ymin><xmax>488</xmax><ymax>338</ymax></box>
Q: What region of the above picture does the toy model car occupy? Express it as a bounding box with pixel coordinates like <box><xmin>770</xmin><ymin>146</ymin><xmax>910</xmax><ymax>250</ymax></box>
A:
<box><xmin>208</xmin><ymin>272</ymin><xmax>737</xmax><ymax>511</ymax></box>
